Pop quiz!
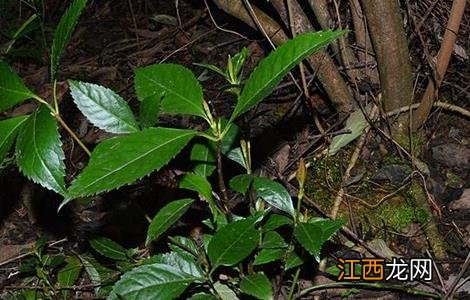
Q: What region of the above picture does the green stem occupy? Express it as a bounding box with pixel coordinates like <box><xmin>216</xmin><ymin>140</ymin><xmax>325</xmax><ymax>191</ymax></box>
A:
<box><xmin>32</xmin><ymin>95</ymin><xmax>91</xmax><ymax>156</ymax></box>
<box><xmin>296</xmin><ymin>282</ymin><xmax>440</xmax><ymax>299</ymax></box>
<box><xmin>52</xmin><ymin>79</ymin><xmax>59</xmax><ymax>113</ymax></box>
<box><xmin>196</xmin><ymin>131</ymin><xmax>218</xmax><ymax>142</ymax></box>
<box><xmin>216</xmin><ymin>139</ymin><xmax>230</xmax><ymax>208</ymax></box>
<box><xmin>55</xmin><ymin>114</ymin><xmax>91</xmax><ymax>156</ymax></box>
<box><xmin>287</xmin><ymin>268</ymin><xmax>301</xmax><ymax>300</ymax></box>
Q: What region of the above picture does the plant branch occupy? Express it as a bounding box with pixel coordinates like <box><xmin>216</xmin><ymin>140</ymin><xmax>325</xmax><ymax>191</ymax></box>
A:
<box><xmin>216</xmin><ymin>140</ymin><xmax>230</xmax><ymax>209</ymax></box>
<box><xmin>444</xmin><ymin>250</ymin><xmax>470</xmax><ymax>299</ymax></box>
<box><xmin>412</xmin><ymin>0</ymin><xmax>467</xmax><ymax>130</ymax></box>
<box><xmin>54</xmin><ymin>114</ymin><xmax>91</xmax><ymax>156</ymax></box>
<box><xmin>32</xmin><ymin>95</ymin><xmax>91</xmax><ymax>156</ymax></box>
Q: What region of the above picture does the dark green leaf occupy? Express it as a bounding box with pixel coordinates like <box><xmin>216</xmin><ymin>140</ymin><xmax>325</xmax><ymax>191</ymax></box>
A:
<box><xmin>226</xmin><ymin>147</ymin><xmax>246</xmax><ymax>169</ymax></box>
<box><xmin>69</xmin><ymin>80</ymin><xmax>138</xmax><ymax>134</ymax></box>
<box><xmin>135</xmin><ymin>63</ymin><xmax>207</xmax><ymax>119</ymax></box>
<box><xmin>0</xmin><ymin>115</ymin><xmax>28</xmax><ymax>163</ymax></box>
<box><xmin>57</xmin><ymin>256</ymin><xmax>81</xmax><ymax>299</ymax></box>
<box><xmin>65</xmin><ymin>127</ymin><xmax>196</xmax><ymax>202</ymax></box>
<box><xmin>43</xmin><ymin>254</ymin><xmax>65</xmax><ymax>269</ymax></box>
<box><xmin>89</xmin><ymin>237</ymin><xmax>128</xmax><ymax>261</ymax></box>
<box><xmin>16</xmin><ymin>107</ymin><xmax>66</xmax><ymax>195</ymax></box>
<box><xmin>229</xmin><ymin>174</ymin><xmax>254</xmax><ymax>194</ymax></box>
<box><xmin>261</xmin><ymin>231</ymin><xmax>287</xmax><ymax>249</ymax></box>
<box><xmin>293</xmin><ymin>219</ymin><xmax>343</xmax><ymax>262</ymax></box>
<box><xmin>0</xmin><ymin>60</ymin><xmax>36</xmax><ymax>112</ymax></box>
<box><xmin>168</xmin><ymin>236</ymin><xmax>199</xmax><ymax>257</ymax></box>
<box><xmin>79</xmin><ymin>254</ymin><xmax>116</xmax><ymax>297</ymax></box>
<box><xmin>219</xmin><ymin>121</ymin><xmax>239</xmax><ymax>154</ymax></box>
<box><xmin>146</xmin><ymin>198</ymin><xmax>194</xmax><ymax>246</ymax></box>
<box><xmin>230</xmin><ymin>31</ymin><xmax>344</xmax><ymax>121</ymax></box>
<box><xmin>253</xmin><ymin>177</ymin><xmax>295</xmax><ymax>218</ymax></box>
<box><xmin>240</xmin><ymin>273</ymin><xmax>272</xmax><ymax>300</ymax></box>
<box><xmin>179</xmin><ymin>174</ymin><xmax>213</xmax><ymax>201</ymax></box>
<box><xmin>285</xmin><ymin>251</ymin><xmax>303</xmax><ymax>271</ymax></box>
<box><xmin>253</xmin><ymin>248</ymin><xmax>284</xmax><ymax>266</ymax></box>
<box><xmin>108</xmin><ymin>263</ymin><xmax>200</xmax><ymax>300</ymax></box>
<box><xmin>190</xmin><ymin>141</ymin><xmax>216</xmax><ymax>177</ymax></box>
<box><xmin>50</xmin><ymin>0</ymin><xmax>87</xmax><ymax>78</ymax></box>
<box><xmin>262</xmin><ymin>214</ymin><xmax>293</xmax><ymax>232</ymax></box>
<box><xmin>208</xmin><ymin>217</ymin><xmax>258</xmax><ymax>268</ymax></box>
<box><xmin>139</xmin><ymin>94</ymin><xmax>160</xmax><ymax>128</ymax></box>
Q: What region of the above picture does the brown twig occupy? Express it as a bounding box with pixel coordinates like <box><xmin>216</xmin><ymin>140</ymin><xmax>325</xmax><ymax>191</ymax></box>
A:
<box><xmin>444</xmin><ymin>250</ymin><xmax>470</xmax><ymax>299</ymax></box>
<box><xmin>413</xmin><ymin>0</ymin><xmax>467</xmax><ymax>130</ymax></box>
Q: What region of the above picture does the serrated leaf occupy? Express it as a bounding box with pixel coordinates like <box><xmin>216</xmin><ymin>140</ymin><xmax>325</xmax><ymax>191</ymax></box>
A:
<box><xmin>16</xmin><ymin>107</ymin><xmax>66</xmax><ymax>195</ymax></box>
<box><xmin>146</xmin><ymin>198</ymin><xmax>194</xmax><ymax>246</ymax></box>
<box><xmin>261</xmin><ymin>231</ymin><xmax>287</xmax><ymax>249</ymax></box>
<box><xmin>65</xmin><ymin>127</ymin><xmax>196</xmax><ymax>202</ymax></box>
<box><xmin>0</xmin><ymin>115</ymin><xmax>28</xmax><ymax>163</ymax></box>
<box><xmin>89</xmin><ymin>237</ymin><xmax>128</xmax><ymax>261</ymax></box>
<box><xmin>329</xmin><ymin>105</ymin><xmax>371</xmax><ymax>155</ymax></box>
<box><xmin>0</xmin><ymin>61</ymin><xmax>36</xmax><ymax>112</ymax></box>
<box><xmin>108</xmin><ymin>263</ymin><xmax>200</xmax><ymax>300</ymax></box>
<box><xmin>69</xmin><ymin>80</ymin><xmax>138</xmax><ymax>134</ymax></box>
<box><xmin>293</xmin><ymin>219</ymin><xmax>343</xmax><ymax>262</ymax></box>
<box><xmin>229</xmin><ymin>174</ymin><xmax>254</xmax><ymax>194</ymax></box>
<box><xmin>57</xmin><ymin>256</ymin><xmax>81</xmax><ymax>300</ymax></box>
<box><xmin>240</xmin><ymin>273</ymin><xmax>272</xmax><ymax>300</ymax></box>
<box><xmin>179</xmin><ymin>174</ymin><xmax>213</xmax><ymax>201</ymax></box>
<box><xmin>179</xmin><ymin>174</ymin><xmax>218</xmax><ymax>219</ymax></box>
<box><xmin>139</xmin><ymin>94</ymin><xmax>160</xmax><ymax>128</ymax></box>
<box><xmin>50</xmin><ymin>0</ymin><xmax>87</xmax><ymax>78</ymax></box>
<box><xmin>285</xmin><ymin>251</ymin><xmax>303</xmax><ymax>270</ymax></box>
<box><xmin>147</xmin><ymin>251</ymin><xmax>203</xmax><ymax>277</ymax></box>
<box><xmin>253</xmin><ymin>177</ymin><xmax>295</xmax><ymax>218</ymax></box>
<box><xmin>253</xmin><ymin>248</ymin><xmax>284</xmax><ymax>266</ymax></box>
<box><xmin>58</xmin><ymin>256</ymin><xmax>81</xmax><ymax>286</ymax></box>
<box><xmin>208</xmin><ymin>217</ymin><xmax>258</xmax><ymax>268</ymax></box>
<box><xmin>168</xmin><ymin>236</ymin><xmax>199</xmax><ymax>256</ymax></box>
<box><xmin>135</xmin><ymin>63</ymin><xmax>207</xmax><ymax>119</ymax></box>
<box><xmin>262</xmin><ymin>214</ymin><xmax>293</xmax><ymax>232</ymax></box>
<box><xmin>230</xmin><ymin>30</ymin><xmax>344</xmax><ymax>121</ymax></box>
<box><xmin>79</xmin><ymin>254</ymin><xmax>116</xmax><ymax>297</ymax></box>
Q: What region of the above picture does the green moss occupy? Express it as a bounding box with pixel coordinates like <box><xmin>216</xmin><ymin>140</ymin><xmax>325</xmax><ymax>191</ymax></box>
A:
<box><xmin>304</xmin><ymin>153</ymin><xmax>345</xmax><ymax>210</ymax></box>
<box><xmin>303</xmin><ymin>153</ymin><xmax>430</xmax><ymax>240</ymax></box>
<box><xmin>369</xmin><ymin>199</ymin><xmax>429</xmax><ymax>231</ymax></box>
<box><xmin>445</xmin><ymin>172</ymin><xmax>465</xmax><ymax>188</ymax></box>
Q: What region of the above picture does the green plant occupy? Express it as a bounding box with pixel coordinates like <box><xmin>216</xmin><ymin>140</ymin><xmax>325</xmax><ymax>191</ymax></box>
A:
<box><xmin>15</xmin><ymin>237</ymin><xmax>82</xmax><ymax>300</ymax></box>
<box><xmin>0</xmin><ymin>0</ymin><xmax>347</xmax><ymax>296</ymax></box>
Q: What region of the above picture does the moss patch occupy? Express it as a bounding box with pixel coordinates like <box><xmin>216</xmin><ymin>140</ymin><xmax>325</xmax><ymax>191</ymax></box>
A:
<box><xmin>304</xmin><ymin>153</ymin><xmax>429</xmax><ymax>238</ymax></box>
